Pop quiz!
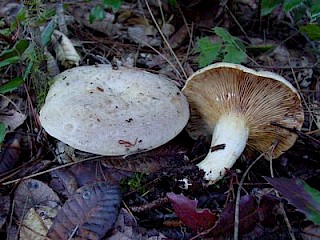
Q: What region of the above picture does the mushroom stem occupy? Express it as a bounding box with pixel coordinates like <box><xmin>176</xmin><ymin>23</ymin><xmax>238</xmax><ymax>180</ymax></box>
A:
<box><xmin>197</xmin><ymin>112</ymin><xmax>249</xmax><ymax>184</ymax></box>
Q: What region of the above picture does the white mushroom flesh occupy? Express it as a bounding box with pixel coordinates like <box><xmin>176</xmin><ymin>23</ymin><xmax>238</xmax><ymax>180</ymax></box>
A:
<box><xmin>197</xmin><ymin>112</ymin><xmax>249</xmax><ymax>183</ymax></box>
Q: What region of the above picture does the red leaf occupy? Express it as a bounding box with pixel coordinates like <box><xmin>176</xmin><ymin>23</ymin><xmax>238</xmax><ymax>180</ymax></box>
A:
<box><xmin>166</xmin><ymin>192</ymin><xmax>218</xmax><ymax>231</ymax></box>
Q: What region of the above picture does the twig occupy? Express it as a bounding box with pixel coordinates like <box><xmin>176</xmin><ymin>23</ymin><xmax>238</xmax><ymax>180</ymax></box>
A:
<box><xmin>56</xmin><ymin>0</ymin><xmax>68</xmax><ymax>35</ymax></box>
<box><xmin>268</xmin><ymin>151</ymin><xmax>296</xmax><ymax>240</ymax></box>
<box><xmin>289</xmin><ymin>62</ymin><xmax>317</xmax><ymax>128</ymax></box>
<box><xmin>233</xmin><ymin>151</ymin><xmax>266</xmax><ymax>240</ymax></box>
<box><xmin>144</xmin><ymin>0</ymin><xmax>188</xmax><ymax>80</ymax></box>
<box><xmin>1</xmin><ymin>155</ymin><xmax>105</xmax><ymax>186</ymax></box>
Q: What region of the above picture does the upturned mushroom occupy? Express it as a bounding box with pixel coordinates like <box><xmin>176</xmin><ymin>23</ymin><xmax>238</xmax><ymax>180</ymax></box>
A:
<box><xmin>39</xmin><ymin>65</ymin><xmax>189</xmax><ymax>156</ymax></box>
<box><xmin>182</xmin><ymin>62</ymin><xmax>304</xmax><ymax>184</ymax></box>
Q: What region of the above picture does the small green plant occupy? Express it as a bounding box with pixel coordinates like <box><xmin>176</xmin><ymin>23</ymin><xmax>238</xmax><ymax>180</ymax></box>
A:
<box><xmin>195</xmin><ymin>27</ymin><xmax>247</xmax><ymax>67</ymax></box>
<box><xmin>0</xmin><ymin>1</ymin><xmax>56</xmax><ymax>144</ymax></box>
<box><xmin>89</xmin><ymin>0</ymin><xmax>123</xmax><ymax>23</ymax></box>
<box><xmin>261</xmin><ymin>0</ymin><xmax>320</xmax><ymax>41</ymax></box>
<box><xmin>126</xmin><ymin>173</ymin><xmax>147</xmax><ymax>194</ymax></box>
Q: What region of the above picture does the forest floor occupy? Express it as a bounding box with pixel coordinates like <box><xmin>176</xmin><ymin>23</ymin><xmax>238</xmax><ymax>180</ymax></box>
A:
<box><xmin>0</xmin><ymin>0</ymin><xmax>319</xmax><ymax>239</ymax></box>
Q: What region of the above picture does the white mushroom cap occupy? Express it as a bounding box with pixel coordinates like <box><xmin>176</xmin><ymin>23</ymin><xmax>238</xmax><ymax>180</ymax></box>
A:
<box><xmin>182</xmin><ymin>62</ymin><xmax>304</xmax><ymax>183</ymax></box>
<box><xmin>39</xmin><ymin>65</ymin><xmax>189</xmax><ymax>156</ymax></box>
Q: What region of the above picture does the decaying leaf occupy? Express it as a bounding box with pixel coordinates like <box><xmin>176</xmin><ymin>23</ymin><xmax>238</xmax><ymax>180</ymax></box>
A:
<box><xmin>13</xmin><ymin>179</ymin><xmax>61</xmax><ymax>220</ymax></box>
<box><xmin>19</xmin><ymin>205</ymin><xmax>59</xmax><ymax>240</ymax></box>
<box><xmin>70</xmin><ymin>161</ymin><xmax>132</xmax><ymax>187</ymax></box>
<box><xmin>312</xmin><ymin>103</ymin><xmax>320</xmax><ymax>129</ymax></box>
<box><xmin>264</xmin><ymin>177</ymin><xmax>320</xmax><ymax>225</ymax></box>
<box><xmin>47</xmin><ymin>181</ymin><xmax>121</xmax><ymax>239</ymax></box>
<box><xmin>166</xmin><ymin>192</ymin><xmax>218</xmax><ymax>231</ymax></box>
<box><xmin>257</xmin><ymin>193</ymin><xmax>280</xmax><ymax>228</ymax></box>
<box><xmin>128</xmin><ymin>25</ymin><xmax>161</xmax><ymax>46</ymax></box>
<box><xmin>101</xmin><ymin>139</ymin><xmax>189</xmax><ymax>174</ymax></box>
<box><xmin>0</xmin><ymin>137</ymin><xmax>20</xmax><ymax>175</ymax></box>
<box><xmin>49</xmin><ymin>168</ymin><xmax>78</xmax><ymax>199</ymax></box>
<box><xmin>0</xmin><ymin>109</ymin><xmax>26</xmax><ymax>133</ymax></box>
<box><xmin>301</xmin><ymin>224</ymin><xmax>320</xmax><ymax>240</ymax></box>
<box><xmin>109</xmin><ymin>208</ymin><xmax>166</xmax><ymax>240</ymax></box>
<box><xmin>51</xmin><ymin>30</ymin><xmax>81</xmax><ymax>68</ymax></box>
<box><xmin>0</xmin><ymin>196</ymin><xmax>10</xmax><ymax>229</ymax></box>
<box><xmin>207</xmin><ymin>195</ymin><xmax>258</xmax><ymax>238</ymax></box>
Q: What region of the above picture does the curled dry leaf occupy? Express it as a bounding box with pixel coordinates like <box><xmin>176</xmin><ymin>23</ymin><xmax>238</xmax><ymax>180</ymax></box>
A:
<box><xmin>47</xmin><ymin>181</ymin><xmax>121</xmax><ymax>239</ymax></box>
<box><xmin>109</xmin><ymin>208</ymin><xmax>166</xmax><ymax>240</ymax></box>
<box><xmin>19</xmin><ymin>205</ymin><xmax>59</xmax><ymax>240</ymax></box>
<box><xmin>51</xmin><ymin>30</ymin><xmax>81</xmax><ymax>68</ymax></box>
<box><xmin>0</xmin><ymin>196</ymin><xmax>10</xmax><ymax>229</ymax></box>
<box><xmin>13</xmin><ymin>179</ymin><xmax>61</xmax><ymax>220</ymax></box>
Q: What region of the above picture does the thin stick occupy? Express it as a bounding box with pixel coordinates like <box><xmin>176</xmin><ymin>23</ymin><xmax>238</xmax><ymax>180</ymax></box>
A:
<box><xmin>269</xmin><ymin>153</ymin><xmax>296</xmax><ymax>240</ymax></box>
<box><xmin>1</xmin><ymin>155</ymin><xmax>105</xmax><ymax>186</ymax></box>
<box><xmin>144</xmin><ymin>0</ymin><xmax>188</xmax><ymax>80</ymax></box>
<box><xmin>289</xmin><ymin>62</ymin><xmax>316</xmax><ymax>128</ymax></box>
<box><xmin>233</xmin><ymin>151</ymin><xmax>265</xmax><ymax>240</ymax></box>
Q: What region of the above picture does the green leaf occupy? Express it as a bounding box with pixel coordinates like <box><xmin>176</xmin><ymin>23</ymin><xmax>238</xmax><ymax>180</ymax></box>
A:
<box><xmin>283</xmin><ymin>0</ymin><xmax>303</xmax><ymax>12</ymax></box>
<box><xmin>89</xmin><ymin>5</ymin><xmax>106</xmax><ymax>24</ymax></box>
<box><xmin>0</xmin><ymin>123</ymin><xmax>6</xmax><ymax>144</ymax></box>
<box><xmin>102</xmin><ymin>0</ymin><xmax>123</xmax><ymax>11</ymax></box>
<box><xmin>213</xmin><ymin>27</ymin><xmax>234</xmax><ymax>44</ymax></box>
<box><xmin>15</xmin><ymin>39</ymin><xmax>30</xmax><ymax>55</ymax></box>
<box><xmin>223</xmin><ymin>44</ymin><xmax>247</xmax><ymax>64</ymax></box>
<box><xmin>41</xmin><ymin>19</ymin><xmax>56</xmax><ymax>47</ymax></box>
<box><xmin>23</xmin><ymin>61</ymin><xmax>33</xmax><ymax>80</ymax></box>
<box><xmin>300</xmin><ymin>24</ymin><xmax>320</xmax><ymax>40</ymax></box>
<box><xmin>195</xmin><ymin>37</ymin><xmax>222</xmax><ymax>67</ymax></box>
<box><xmin>0</xmin><ymin>56</ymin><xmax>19</xmax><ymax>68</ymax></box>
<box><xmin>0</xmin><ymin>28</ymin><xmax>11</xmax><ymax>37</ymax></box>
<box><xmin>36</xmin><ymin>9</ymin><xmax>56</xmax><ymax>24</ymax></box>
<box><xmin>311</xmin><ymin>0</ymin><xmax>320</xmax><ymax>21</ymax></box>
<box><xmin>15</xmin><ymin>7</ymin><xmax>27</xmax><ymax>22</ymax></box>
<box><xmin>168</xmin><ymin>0</ymin><xmax>177</xmax><ymax>6</ymax></box>
<box><xmin>261</xmin><ymin>0</ymin><xmax>283</xmax><ymax>16</ymax></box>
<box><xmin>0</xmin><ymin>39</ymin><xmax>29</xmax><ymax>61</ymax></box>
<box><xmin>246</xmin><ymin>44</ymin><xmax>275</xmax><ymax>55</ymax></box>
<box><xmin>0</xmin><ymin>77</ymin><xmax>24</xmax><ymax>94</ymax></box>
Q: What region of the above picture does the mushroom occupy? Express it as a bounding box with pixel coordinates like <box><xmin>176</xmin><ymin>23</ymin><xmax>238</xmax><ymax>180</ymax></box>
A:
<box><xmin>39</xmin><ymin>65</ymin><xmax>189</xmax><ymax>156</ymax></box>
<box><xmin>182</xmin><ymin>62</ymin><xmax>304</xmax><ymax>184</ymax></box>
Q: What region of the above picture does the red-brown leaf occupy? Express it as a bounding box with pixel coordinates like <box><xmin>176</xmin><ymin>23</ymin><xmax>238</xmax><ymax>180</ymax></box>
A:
<box><xmin>166</xmin><ymin>192</ymin><xmax>218</xmax><ymax>231</ymax></box>
<box><xmin>47</xmin><ymin>181</ymin><xmax>121</xmax><ymax>239</ymax></box>
<box><xmin>208</xmin><ymin>195</ymin><xmax>258</xmax><ymax>238</ymax></box>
